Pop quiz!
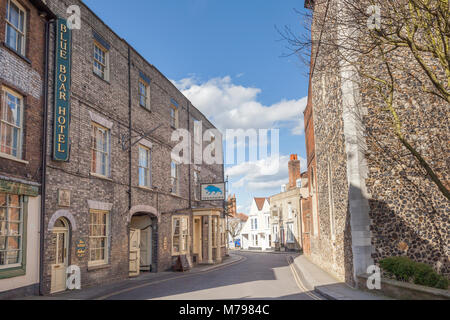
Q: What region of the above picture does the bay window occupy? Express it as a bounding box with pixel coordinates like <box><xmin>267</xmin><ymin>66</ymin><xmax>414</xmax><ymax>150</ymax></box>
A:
<box><xmin>0</xmin><ymin>193</ymin><xmax>23</xmax><ymax>269</ymax></box>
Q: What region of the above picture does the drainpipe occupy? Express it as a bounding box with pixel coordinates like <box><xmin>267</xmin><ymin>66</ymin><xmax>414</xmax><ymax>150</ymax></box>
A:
<box><xmin>187</xmin><ymin>101</ymin><xmax>191</xmax><ymax>209</ymax></box>
<box><xmin>39</xmin><ymin>18</ymin><xmax>53</xmax><ymax>296</ymax></box>
<box><xmin>127</xmin><ymin>45</ymin><xmax>132</xmax><ymax>210</ymax></box>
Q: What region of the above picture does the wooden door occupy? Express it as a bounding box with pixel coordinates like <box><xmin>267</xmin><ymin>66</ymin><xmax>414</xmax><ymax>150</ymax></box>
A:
<box><xmin>129</xmin><ymin>228</ymin><xmax>141</xmax><ymax>277</ymax></box>
<box><xmin>51</xmin><ymin>229</ymin><xmax>69</xmax><ymax>293</ymax></box>
<box><xmin>302</xmin><ymin>213</ymin><xmax>311</xmax><ymax>256</ymax></box>
<box><xmin>139</xmin><ymin>227</ymin><xmax>151</xmax><ymax>271</ymax></box>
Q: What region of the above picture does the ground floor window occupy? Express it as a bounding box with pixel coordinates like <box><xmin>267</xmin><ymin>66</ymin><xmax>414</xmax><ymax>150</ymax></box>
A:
<box><xmin>172</xmin><ymin>216</ymin><xmax>189</xmax><ymax>255</ymax></box>
<box><xmin>252</xmin><ymin>234</ymin><xmax>258</xmax><ymax>247</ymax></box>
<box><xmin>287</xmin><ymin>223</ymin><xmax>294</xmax><ymax>243</ymax></box>
<box><xmin>89</xmin><ymin>209</ymin><xmax>109</xmax><ymax>266</ymax></box>
<box><xmin>0</xmin><ymin>193</ymin><xmax>23</xmax><ymax>269</ymax></box>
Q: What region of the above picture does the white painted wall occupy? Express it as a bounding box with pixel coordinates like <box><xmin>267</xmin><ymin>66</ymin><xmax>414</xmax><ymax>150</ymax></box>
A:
<box><xmin>239</xmin><ymin>199</ymin><xmax>272</xmax><ymax>251</ymax></box>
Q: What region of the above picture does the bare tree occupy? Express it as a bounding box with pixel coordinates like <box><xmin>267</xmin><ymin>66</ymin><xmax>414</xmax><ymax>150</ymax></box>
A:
<box><xmin>278</xmin><ymin>0</ymin><xmax>450</xmax><ymax>201</ymax></box>
<box><xmin>227</xmin><ymin>218</ymin><xmax>244</xmax><ymax>243</ymax></box>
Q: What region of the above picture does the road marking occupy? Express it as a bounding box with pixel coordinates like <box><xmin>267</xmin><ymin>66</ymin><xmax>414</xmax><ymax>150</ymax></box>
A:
<box><xmin>286</xmin><ymin>256</ymin><xmax>323</xmax><ymax>300</ymax></box>
<box><xmin>96</xmin><ymin>255</ymin><xmax>247</xmax><ymax>300</ymax></box>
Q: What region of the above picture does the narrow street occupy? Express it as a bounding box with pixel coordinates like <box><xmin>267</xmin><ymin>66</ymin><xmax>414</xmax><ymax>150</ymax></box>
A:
<box><xmin>102</xmin><ymin>252</ymin><xmax>324</xmax><ymax>300</ymax></box>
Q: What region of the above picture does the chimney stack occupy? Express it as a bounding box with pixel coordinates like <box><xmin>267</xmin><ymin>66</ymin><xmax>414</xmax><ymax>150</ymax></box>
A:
<box><xmin>288</xmin><ymin>154</ymin><xmax>301</xmax><ymax>190</ymax></box>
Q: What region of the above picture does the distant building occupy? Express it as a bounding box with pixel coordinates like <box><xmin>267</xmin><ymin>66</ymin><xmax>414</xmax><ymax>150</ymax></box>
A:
<box><xmin>269</xmin><ymin>155</ymin><xmax>308</xmax><ymax>252</ymax></box>
<box><xmin>240</xmin><ymin>198</ymin><xmax>271</xmax><ymax>251</ymax></box>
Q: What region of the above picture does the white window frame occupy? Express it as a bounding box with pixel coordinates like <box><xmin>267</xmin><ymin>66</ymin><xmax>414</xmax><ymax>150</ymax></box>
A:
<box><xmin>287</xmin><ymin>223</ymin><xmax>295</xmax><ymax>243</ymax></box>
<box><xmin>172</xmin><ymin>216</ymin><xmax>189</xmax><ymax>255</ymax></box>
<box><xmin>5</xmin><ymin>0</ymin><xmax>26</xmax><ymax>56</ymax></box>
<box><xmin>288</xmin><ymin>203</ymin><xmax>293</xmax><ymax>219</ymax></box>
<box><xmin>88</xmin><ymin>209</ymin><xmax>110</xmax><ymax>267</ymax></box>
<box><xmin>170</xmin><ymin>105</ymin><xmax>178</xmax><ymax>129</ymax></box>
<box><xmin>0</xmin><ymin>87</ymin><xmax>23</xmax><ymax>160</ymax></box>
<box><xmin>91</xmin><ymin>122</ymin><xmax>111</xmax><ymax>178</ymax></box>
<box><xmin>93</xmin><ymin>41</ymin><xmax>109</xmax><ymax>81</ymax></box>
<box><xmin>138</xmin><ymin>145</ymin><xmax>151</xmax><ymax>188</ymax></box>
<box><xmin>0</xmin><ymin>194</ymin><xmax>23</xmax><ymax>270</ymax></box>
<box><xmin>139</xmin><ymin>79</ymin><xmax>150</xmax><ymax>109</ymax></box>
<box><xmin>170</xmin><ymin>161</ymin><xmax>179</xmax><ymax>195</ymax></box>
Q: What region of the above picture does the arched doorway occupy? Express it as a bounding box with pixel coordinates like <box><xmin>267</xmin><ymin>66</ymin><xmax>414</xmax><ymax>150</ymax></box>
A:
<box><xmin>129</xmin><ymin>213</ymin><xmax>157</xmax><ymax>277</ymax></box>
<box><xmin>50</xmin><ymin>217</ymin><xmax>70</xmax><ymax>293</ymax></box>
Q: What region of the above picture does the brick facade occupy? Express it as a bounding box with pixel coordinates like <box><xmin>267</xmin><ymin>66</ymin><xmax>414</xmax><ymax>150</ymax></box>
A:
<box><xmin>0</xmin><ymin>0</ymin><xmax>54</xmax><ymax>297</ymax></box>
<box><xmin>40</xmin><ymin>0</ymin><xmax>224</xmax><ymax>295</ymax></box>
<box><xmin>303</xmin><ymin>0</ymin><xmax>449</xmax><ymax>286</ymax></box>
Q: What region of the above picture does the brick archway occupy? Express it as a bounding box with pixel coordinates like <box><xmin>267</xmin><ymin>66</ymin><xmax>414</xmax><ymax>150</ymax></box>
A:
<box><xmin>127</xmin><ymin>205</ymin><xmax>159</xmax><ymax>223</ymax></box>
<box><xmin>47</xmin><ymin>209</ymin><xmax>77</xmax><ymax>231</ymax></box>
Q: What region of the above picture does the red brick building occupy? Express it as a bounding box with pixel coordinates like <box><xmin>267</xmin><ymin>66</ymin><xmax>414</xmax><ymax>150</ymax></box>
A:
<box><xmin>0</xmin><ymin>0</ymin><xmax>55</xmax><ymax>299</ymax></box>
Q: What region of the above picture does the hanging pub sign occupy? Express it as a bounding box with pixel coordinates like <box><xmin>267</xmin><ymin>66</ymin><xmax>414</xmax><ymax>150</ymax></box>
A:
<box><xmin>201</xmin><ymin>183</ymin><xmax>226</xmax><ymax>201</ymax></box>
<box><xmin>53</xmin><ymin>18</ymin><xmax>72</xmax><ymax>161</ymax></box>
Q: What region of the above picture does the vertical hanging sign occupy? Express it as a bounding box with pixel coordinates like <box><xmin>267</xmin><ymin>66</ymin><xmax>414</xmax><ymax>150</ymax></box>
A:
<box><xmin>53</xmin><ymin>18</ymin><xmax>72</xmax><ymax>161</ymax></box>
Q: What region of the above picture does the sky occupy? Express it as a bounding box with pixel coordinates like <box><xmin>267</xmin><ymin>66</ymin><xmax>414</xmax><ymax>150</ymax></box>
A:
<box><xmin>84</xmin><ymin>0</ymin><xmax>310</xmax><ymax>214</ymax></box>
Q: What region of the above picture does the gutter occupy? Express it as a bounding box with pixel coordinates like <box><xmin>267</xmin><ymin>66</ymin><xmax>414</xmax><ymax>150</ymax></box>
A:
<box><xmin>187</xmin><ymin>101</ymin><xmax>192</xmax><ymax>209</ymax></box>
<box><xmin>39</xmin><ymin>18</ymin><xmax>54</xmax><ymax>296</ymax></box>
<box><xmin>127</xmin><ymin>45</ymin><xmax>132</xmax><ymax>210</ymax></box>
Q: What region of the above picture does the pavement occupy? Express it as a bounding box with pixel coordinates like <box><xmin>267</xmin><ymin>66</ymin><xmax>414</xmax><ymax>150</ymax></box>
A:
<box><xmin>292</xmin><ymin>255</ymin><xmax>390</xmax><ymax>300</ymax></box>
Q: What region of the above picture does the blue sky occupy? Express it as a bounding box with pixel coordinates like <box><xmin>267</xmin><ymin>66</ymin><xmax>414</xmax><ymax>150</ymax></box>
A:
<box><xmin>84</xmin><ymin>0</ymin><xmax>310</xmax><ymax>213</ymax></box>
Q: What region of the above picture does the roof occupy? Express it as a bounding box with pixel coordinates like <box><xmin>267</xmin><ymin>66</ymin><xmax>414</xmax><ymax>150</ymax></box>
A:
<box><xmin>254</xmin><ymin>198</ymin><xmax>268</xmax><ymax>211</ymax></box>
<box><xmin>236</xmin><ymin>213</ymin><xmax>248</xmax><ymax>222</ymax></box>
<box><xmin>31</xmin><ymin>0</ymin><xmax>57</xmax><ymax>19</ymax></box>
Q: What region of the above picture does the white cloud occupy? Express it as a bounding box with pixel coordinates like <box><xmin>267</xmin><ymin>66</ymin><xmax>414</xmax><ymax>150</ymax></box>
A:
<box><xmin>225</xmin><ymin>155</ymin><xmax>306</xmax><ymax>191</ymax></box>
<box><xmin>172</xmin><ymin>76</ymin><xmax>307</xmax><ymax>135</ymax></box>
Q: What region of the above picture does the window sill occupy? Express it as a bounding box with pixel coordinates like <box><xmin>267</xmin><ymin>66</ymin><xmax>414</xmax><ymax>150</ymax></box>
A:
<box><xmin>137</xmin><ymin>185</ymin><xmax>154</xmax><ymax>192</ymax></box>
<box><xmin>87</xmin><ymin>263</ymin><xmax>111</xmax><ymax>272</ymax></box>
<box><xmin>139</xmin><ymin>104</ymin><xmax>151</xmax><ymax>112</ymax></box>
<box><xmin>92</xmin><ymin>71</ymin><xmax>110</xmax><ymax>84</ymax></box>
<box><xmin>0</xmin><ymin>153</ymin><xmax>29</xmax><ymax>165</ymax></box>
<box><xmin>90</xmin><ymin>172</ymin><xmax>113</xmax><ymax>181</ymax></box>
<box><xmin>0</xmin><ymin>265</ymin><xmax>26</xmax><ymax>279</ymax></box>
<box><xmin>1</xmin><ymin>42</ymin><xmax>31</xmax><ymax>65</ymax></box>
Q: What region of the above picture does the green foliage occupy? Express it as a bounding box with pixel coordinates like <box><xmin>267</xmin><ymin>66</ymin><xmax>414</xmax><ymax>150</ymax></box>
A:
<box><xmin>379</xmin><ymin>256</ymin><xmax>449</xmax><ymax>290</ymax></box>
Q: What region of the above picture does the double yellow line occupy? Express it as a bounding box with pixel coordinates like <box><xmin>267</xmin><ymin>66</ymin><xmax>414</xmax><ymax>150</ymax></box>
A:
<box><xmin>286</xmin><ymin>256</ymin><xmax>323</xmax><ymax>300</ymax></box>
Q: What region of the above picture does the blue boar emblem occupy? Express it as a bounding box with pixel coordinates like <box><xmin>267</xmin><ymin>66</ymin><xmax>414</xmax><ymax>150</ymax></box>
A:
<box><xmin>204</xmin><ymin>185</ymin><xmax>223</xmax><ymax>195</ymax></box>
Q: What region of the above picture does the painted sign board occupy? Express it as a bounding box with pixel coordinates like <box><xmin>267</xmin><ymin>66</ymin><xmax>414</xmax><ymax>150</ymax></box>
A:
<box><xmin>201</xmin><ymin>183</ymin><xmax>225</xmax><ymax>201</ymax></box>
<box><xmin>53</xmin><ymin>18</ymin><xmax>72</xmax><ymax>161</ymax></box>
<box><xmin>76</xmin><ymin>239</ymin><xmax>87</xmax><ymax>258</ymax></box>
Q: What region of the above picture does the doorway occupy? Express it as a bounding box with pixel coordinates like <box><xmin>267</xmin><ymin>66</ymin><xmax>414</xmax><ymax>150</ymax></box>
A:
<box><xmin>193</xmin><ymin>217</ymin><xmax>202</xmax><ymax>263</ymax></box>
<box><xmin>129</xmin><ymin>214</ymin><xmax>154</xmax><ymax>277</ymax></box>
<box><xmin>51</xmin><ymin>218</ymin><xmax>69</xmax><ymax>294</ymax></box>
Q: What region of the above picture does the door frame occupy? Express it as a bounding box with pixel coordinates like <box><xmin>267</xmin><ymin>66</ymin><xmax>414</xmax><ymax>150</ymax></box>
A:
<box><xmin>50</xmin><ymin>219</ymin><xmax>70</xmax><ymax>294</ymax></box>
<box><xmin>193</xmin><ymin>217</ymin><xmax>202</xmax><ymax>262</ymax></box>
<box><xmin>129</xmin><ymin>228</ymin><xmax>141</xmax><ymax>277</ymax></box>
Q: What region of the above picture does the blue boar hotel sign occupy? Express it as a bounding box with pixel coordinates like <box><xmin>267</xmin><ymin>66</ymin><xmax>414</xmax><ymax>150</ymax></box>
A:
<box><xmin>201</xmin><ymin>183</ymin><xmax>225</xmax><ymax>201</ymax></box>
<box><xmin>53</xmin><ymin>18</ymin><xmax>72</xmax><ymax>161</ymax></box>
